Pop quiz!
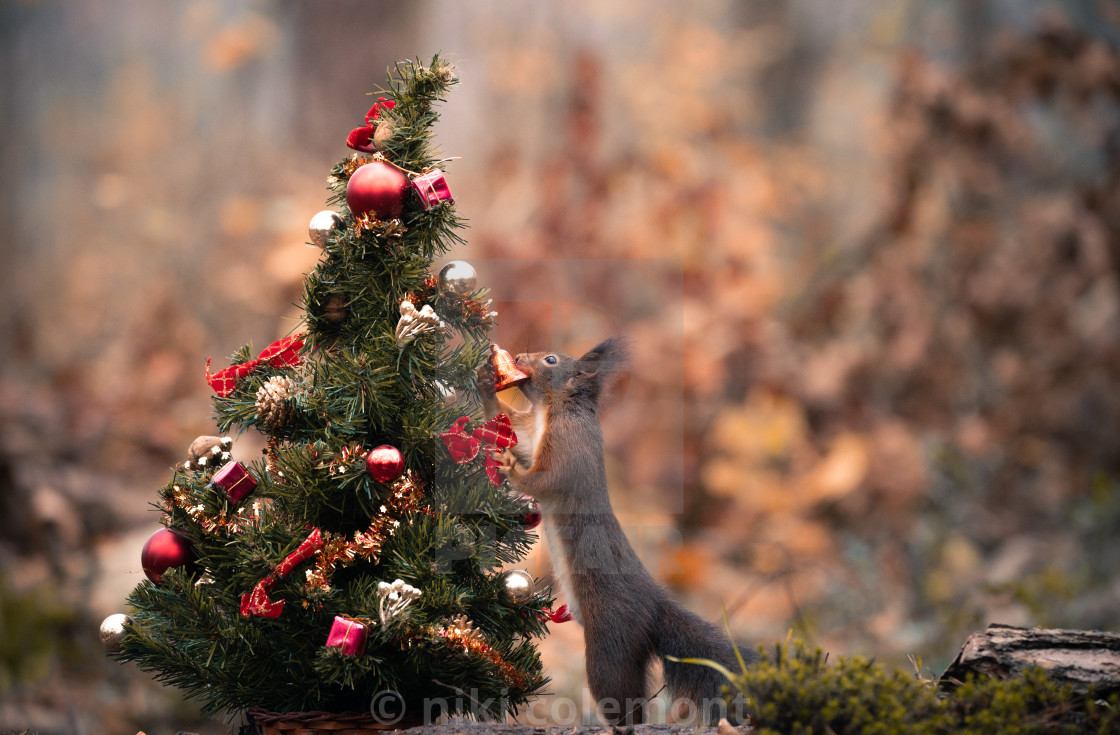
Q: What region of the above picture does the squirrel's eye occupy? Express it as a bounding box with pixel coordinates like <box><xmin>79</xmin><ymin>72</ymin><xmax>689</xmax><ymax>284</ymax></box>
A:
<box><xmin>544</xmin><ymin>355</ymin><xmax>558</xmax><ymax>365</ymax></box>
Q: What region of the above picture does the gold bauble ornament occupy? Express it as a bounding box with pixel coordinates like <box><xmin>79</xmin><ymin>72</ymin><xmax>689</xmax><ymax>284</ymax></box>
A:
<box><xmin>437</xmin><ymin>261</ymin><xmax>478</xmax><ymax>295</ymax></box>
<box><xmin>99</xmin><ymin>613</ymin><xmax>133</xmax><ymax>653</ymax></box>
<box><xmin>308</xmin><ymin>210</ymin><xmax>342</xmax><ymax>248</ymax></box>
<box><xmin>500</xmin><ymin>569</ymin><xmax>535</xmax><ymax>605</ymax></box>
<box><xmin>322</xmin><ymin>294</ymin><xmax>348</xmax><ymax>325</ymax></box>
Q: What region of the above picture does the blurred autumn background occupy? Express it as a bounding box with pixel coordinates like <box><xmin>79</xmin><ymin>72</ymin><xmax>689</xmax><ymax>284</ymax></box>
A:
<box><xmin>4</xmin><ymin>0</ymin><xmax>1120</xmax><ymax>732</ymax></box>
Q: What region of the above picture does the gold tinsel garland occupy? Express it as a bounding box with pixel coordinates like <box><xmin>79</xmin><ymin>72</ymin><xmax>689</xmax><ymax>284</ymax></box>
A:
<box><xmin>421</xmin><ymin>620</ymin><xmax>528</xmax><ymax>690</ymax></box>
<box><xmin>167</xmin><ymin>483</ymin><xmax>261</xmax><ymax>534</ymax></box>
<box><xmin>169</xmin><ymin>445</ymin><xmax>531</xmax><ymax>689</ymax></box>
<box><xmin>304</xmin><ymin>471</ymin><xmax>425</xmax><ymax>592</ymax></box>
<box><xmin>338</xmin><ymin>153</ymin><xmax>372</xmax><ymax>179</ymax></box>
<box><xmin>353</xmin><ymin>213</ymin><xmax>407</xmax><ymax>239</ymax></box>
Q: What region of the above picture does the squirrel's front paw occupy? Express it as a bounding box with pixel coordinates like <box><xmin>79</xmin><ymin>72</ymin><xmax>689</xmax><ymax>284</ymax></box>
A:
<box><xmin>475</xmin><ymin>364</ymin><xmax>497</xmax><ymax>396</ymax></box>
<box><xmin>492</xmin><ymin>447</ymin><xmax>518</xmax><ymax>477</ymax></box>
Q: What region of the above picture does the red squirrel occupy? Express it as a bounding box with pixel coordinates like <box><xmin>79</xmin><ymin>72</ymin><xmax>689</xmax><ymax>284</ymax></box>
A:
<box><xmin>477</xmin><ymin>337</ymin><xmax>746</xmax><ymax>724</ymax></box>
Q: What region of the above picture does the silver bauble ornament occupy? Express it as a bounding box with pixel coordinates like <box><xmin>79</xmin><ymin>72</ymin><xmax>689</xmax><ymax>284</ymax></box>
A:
<box><xmin>308</xmin><ymin>210</ymin><xmax>342</xmax><ymax>248</ymax></box>
<box><xmin>500</xmin><ymin>569</ymin><xmax>535</xmax><ymax>605</ymax></box>
<box><xmin>434</xmin><ymin>380</ymin><xmax>458</xmax><ymax>406</ymax></box>
<box><xmin>438</xmin><ymin>261</ymin><xmax>478</xmax><ymax>295</ymax></box>
<box><xmin>99</xmin><ymin>613</ymin><xmax>133</xmax><ymax>653</ymax></box>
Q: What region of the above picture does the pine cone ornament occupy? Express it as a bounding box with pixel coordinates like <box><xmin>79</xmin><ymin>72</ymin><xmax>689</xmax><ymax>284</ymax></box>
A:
<box><xmin>255</xmin><ymin>376</ymin><xmax>298</xmax><ymax>430</ymax></box>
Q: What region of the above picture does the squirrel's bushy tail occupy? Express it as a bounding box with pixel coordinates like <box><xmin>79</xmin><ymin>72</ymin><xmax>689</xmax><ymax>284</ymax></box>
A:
<box><xmin>653</xmin><ymin>599</ymin><xmax>751</xmax><ymax>724</ymax></box>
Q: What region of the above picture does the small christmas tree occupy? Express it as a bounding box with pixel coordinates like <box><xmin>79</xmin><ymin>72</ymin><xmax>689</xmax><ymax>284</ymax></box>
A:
<box><xmin>108</xmin><ymin>55</ymin><xmax>550</xmax><ymax>725</ymax></box>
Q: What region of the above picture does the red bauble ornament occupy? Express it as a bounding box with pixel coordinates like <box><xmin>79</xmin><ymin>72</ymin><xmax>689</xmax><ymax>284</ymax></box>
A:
<box><xmin>346</xmin><ymin>161</ymin><xmax>408</xmax><ymax>220</ymax></box>
<box><xmin>519</xmin><ymin>495</ymin><xmax>541</xmax><ymax>530</ymax></box>
<box><xmin>141</xmin><ymin>528</ymin><xmax>197</xmax><ymax>584</ymax></box>
<box><xmin>365</xmin><ymin>444</ymin><xmax>405</xmax><ymax>483</ymax></box>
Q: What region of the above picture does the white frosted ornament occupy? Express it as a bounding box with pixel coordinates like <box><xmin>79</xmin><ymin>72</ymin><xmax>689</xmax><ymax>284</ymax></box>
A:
<box><xmin>394</xmin><ymin>300</ymin><xmax>447</xmax><ymax>344</ymax></box>
<box><xmin>377</xmin><ymin>579</ymin><xmax>422</xmax><ymax>626</ymax></box>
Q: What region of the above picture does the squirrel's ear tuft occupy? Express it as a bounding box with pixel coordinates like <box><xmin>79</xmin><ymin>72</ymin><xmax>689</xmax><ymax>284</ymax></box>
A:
<box><xmin>578</xmin><ymin>336</ymin><xmax>629</xmax><ymax>371</ymax></box>
<box><xmin>575</xmin><ymin>336</ymin><xmax>629</xmax><ymax>413</ymax></box>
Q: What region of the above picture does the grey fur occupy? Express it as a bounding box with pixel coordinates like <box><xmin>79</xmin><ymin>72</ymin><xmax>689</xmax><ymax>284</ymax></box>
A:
<box><xmin>479</xmin><ymin>337</ymin><xmax>751</xmax><ymax>724</ymax></box>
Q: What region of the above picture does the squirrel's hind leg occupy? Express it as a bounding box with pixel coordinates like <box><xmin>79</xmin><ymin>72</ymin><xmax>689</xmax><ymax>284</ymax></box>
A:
<box><xmin>585</xmin><ymin>624</ymin><xmax>654</xmax><ymax>725</ymax></box>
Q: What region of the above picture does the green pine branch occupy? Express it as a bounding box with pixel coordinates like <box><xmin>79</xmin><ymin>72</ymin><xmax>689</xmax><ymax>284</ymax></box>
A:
<box><xmin>120</xmin><ymin>54</ymin><xmax>551</xmax><ymax>719</ymax></box>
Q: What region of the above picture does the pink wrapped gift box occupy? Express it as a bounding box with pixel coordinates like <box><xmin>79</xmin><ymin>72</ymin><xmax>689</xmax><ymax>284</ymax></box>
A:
<box><xmin>411</xmin><ymin>169</ymin><xmax>454</xmax><ymax>210</ymax></box>
<box><xmin>212</xmin><ymin>461</ymin><xmax>258</xmax><ymax>504</ymax></box>
<box><xmin>325</xmin><ymin>615</ymin><xmax>369</xmax><ymax>656</ymax></box>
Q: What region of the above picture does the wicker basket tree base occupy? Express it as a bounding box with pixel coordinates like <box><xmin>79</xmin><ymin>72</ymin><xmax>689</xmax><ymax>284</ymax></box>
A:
<box><xmin>249</xmin><ymin>707</ymin><xmax>422</xmax><ymax>735</ymax></box>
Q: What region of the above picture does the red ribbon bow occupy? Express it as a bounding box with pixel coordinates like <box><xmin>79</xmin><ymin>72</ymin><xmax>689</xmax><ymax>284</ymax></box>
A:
<box><xmin>206</xmin><ymin>334</ymin><xmax>304</xmax><ymax>397</ymax></box>
<box><xmin>346</xmin><ymin>97</ymin><xmax>395</xmax><ymax>153</ymax></box>
<box><xmin>440</xmin><ymin>414</ymin><xmax>518</xmax><ymax>486</ymax></box>
<box><xmin>547</xmin><ymin>605</ymin><xmax>573</xmax><ymax>623</ymax></box>
<box><xmin>240</xmin><ymin>528</ymin><xmax>323</xmax><ymax>618</ymax></box>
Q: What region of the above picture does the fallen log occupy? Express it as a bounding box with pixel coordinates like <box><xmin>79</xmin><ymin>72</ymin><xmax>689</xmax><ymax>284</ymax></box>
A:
<box><xmin>940</xmin><ymin>623</ymin><xmax>1120</xmax><ymax>695</ymax></box>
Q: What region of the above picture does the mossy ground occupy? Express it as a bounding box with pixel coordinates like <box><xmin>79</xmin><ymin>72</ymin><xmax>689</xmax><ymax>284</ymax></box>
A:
<box><xmin>707</xmin><ymin>641</ymin><xmax>1120</xmax><ymax>734</ymax></box>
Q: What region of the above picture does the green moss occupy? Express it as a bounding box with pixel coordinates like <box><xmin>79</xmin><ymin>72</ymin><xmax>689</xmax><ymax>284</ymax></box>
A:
<box><xmin>704</xmin><ymin>641</ymin><xmax>1120</xmax><ymax>734</ymax></box>
<box><xmin>0</xmin><ymin>573</ymin><xmax>78</xmax><ymax>693</ymax></box>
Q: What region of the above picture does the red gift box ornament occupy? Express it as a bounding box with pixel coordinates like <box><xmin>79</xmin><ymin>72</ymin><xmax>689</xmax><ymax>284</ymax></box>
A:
<box><xmin>325</xmin><ymin>616</ymin><xmax>369</xmax><ymax>656</ymax></box>
<box><xmin>411</xmin><ymin>169</ymin><xmax>454</xmax><ymax>211</ymax></box>
<box><xmin>212</xmin><ymin>461</ymin><xmax>258</xmax><ymax>505</ymax></box>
